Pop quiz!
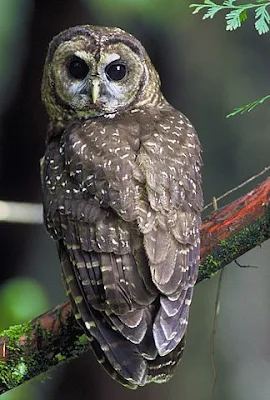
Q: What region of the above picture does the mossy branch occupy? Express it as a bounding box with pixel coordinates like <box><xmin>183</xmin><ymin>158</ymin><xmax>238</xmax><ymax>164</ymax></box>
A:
<box><xmin>0</xmin><ymin>177</ymin><xmax>269</xmax><ymax>394</ymax></box>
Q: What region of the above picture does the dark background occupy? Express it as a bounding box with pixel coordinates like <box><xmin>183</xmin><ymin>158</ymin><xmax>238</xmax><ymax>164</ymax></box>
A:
<box><xmin>0</xmin><ymin>1</ymin><xmax>269</xmax><ymax>400</ymax></box>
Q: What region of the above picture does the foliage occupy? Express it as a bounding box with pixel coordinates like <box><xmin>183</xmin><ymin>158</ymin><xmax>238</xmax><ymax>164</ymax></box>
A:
<box><xmin>226</xmin><ymin>94</ymin><xmax>270</xmax><ymax>117</ymax></box>
<box><xmin>190</xmin><ymin>0</ymin><xmax>270</xmax><ymax>34</ymax></box>
<box><xmin>0</xmin><ymin>279</ymin><xmax>49</xmax><ymax>400</ymax></box>
<box><xmin>190</xmin><ymin>1</ymin><xmax>270</xmax><ymax>116</ymax></box>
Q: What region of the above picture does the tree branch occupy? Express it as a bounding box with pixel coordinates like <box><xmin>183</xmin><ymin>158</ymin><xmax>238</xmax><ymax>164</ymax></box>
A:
<box><xmin>0</xmin><ymin>177</ymin><xmax>269</xmax><ymax>394</ymax></box>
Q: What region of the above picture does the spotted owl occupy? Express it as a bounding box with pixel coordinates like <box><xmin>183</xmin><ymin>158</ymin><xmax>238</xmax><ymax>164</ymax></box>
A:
<box><xmin>41</xmin><ymin>25</ymin><xmax>203</xmax><ymax>388</ymax></box>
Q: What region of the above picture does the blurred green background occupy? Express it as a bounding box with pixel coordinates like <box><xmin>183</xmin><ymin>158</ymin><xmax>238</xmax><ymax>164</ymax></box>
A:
<box><xmin>0</xmin><ymin>1</ymin><xmax>269</xmax><ymax>400</ymax></box>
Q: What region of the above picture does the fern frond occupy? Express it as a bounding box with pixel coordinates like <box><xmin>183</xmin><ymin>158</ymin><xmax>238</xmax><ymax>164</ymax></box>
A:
<box><xmin>226</xmin><ymin>94</ymin><xmax>270</xmax><ymax>117</ymax></box>
<box><xmin>190</xmin><ymin>0</ymin><xmax>270</xmax><ymax>34</ymax></box>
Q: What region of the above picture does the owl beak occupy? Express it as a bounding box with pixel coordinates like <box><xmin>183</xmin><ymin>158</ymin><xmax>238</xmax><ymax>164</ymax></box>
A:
<box><xmin>91</xmin><ymin>78</ymin><xmax>100</xmax><ymax>104</ymax></box>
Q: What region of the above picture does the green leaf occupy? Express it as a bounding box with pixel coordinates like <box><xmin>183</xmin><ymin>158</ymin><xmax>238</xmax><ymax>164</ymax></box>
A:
<box><xmin>226</xmin><ymin>9</ymin><xmax>243</xmax><ymax>30</ymax></box>
<box><xmin>226</xmin><ymin>94</ymin><xmax>270</xmax><ymax>117</ymax></box>
<box><xmin>190</xmin><ymin>4</ymin><xmax>208</xmax><ymax>14</ymax></box>
<box><xmin>203</xmin><ymin>4</ymin><xmax>224</xmax><ymax>19</ymax></box>
<box><xmin>190</xmin><ymin>0</ymin><xmax>270</xmax><ymax>35</ymax></box>
<box><xmin>240</xmin><ymin>9</ymin><xmax>248</xmax><ymax>22</ymax></box>
<box><xmin>255</xmin><ymin>5</ymin><xmax>270</xmax><ymax>33</ymax></box>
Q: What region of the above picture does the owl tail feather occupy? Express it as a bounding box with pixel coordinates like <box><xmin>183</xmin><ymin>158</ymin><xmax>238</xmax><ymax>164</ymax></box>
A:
<box><xmin>60</xmin><ymin>243</ymin><xmax>148</xmax><ymax>388</ymax></box>
<box><xmin>59</xmin><ymin>242</ymin><xmax>186</xmax><ymax>389</ymax></box>
<box><xmin>146</xmin><ymin>337</ymin><xmax>186</xmax><ymax>384</ymax></box>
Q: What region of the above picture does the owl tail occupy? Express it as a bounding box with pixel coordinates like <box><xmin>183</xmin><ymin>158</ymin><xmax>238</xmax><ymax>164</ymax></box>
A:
<box><xmin>153</xmin><ymin>287</ymin><xmax>193</xmax><ymax>356</ymax></box>
<box><xmin>146</xmin><ymin>337</ymin><xmax>186</xmax><ymax>384</ymax></box>
<box><xmin>60</xmin><ymin>244</ymin><xmax>148</xmax><ymax>388</ymax></box>
<box><xmin>60</xmin><ymin>242</ymin><xmax>187</xmax><ymax>388</ymax></box>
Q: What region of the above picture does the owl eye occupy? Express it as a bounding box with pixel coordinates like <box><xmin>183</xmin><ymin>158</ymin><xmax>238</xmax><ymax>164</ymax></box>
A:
<box><xmin>105</xmin><ymin>61</ymin><xmax>127</xmax><ymax>81</ymax></box>
<box><xmin>68</xmin><ymin>56</ymin><xmax>89</xmax><ymax>79</ymax></box>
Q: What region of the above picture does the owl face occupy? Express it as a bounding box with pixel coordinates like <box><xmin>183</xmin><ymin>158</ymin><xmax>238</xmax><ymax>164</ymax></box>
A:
<box><xmin>42</xmin><ymin>25</ymin><xmax>161</xmax><ymax>123</ymax></box>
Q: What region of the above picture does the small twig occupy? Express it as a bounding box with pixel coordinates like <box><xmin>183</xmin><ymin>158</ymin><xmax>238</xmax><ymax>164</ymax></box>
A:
<box><xmin>0</xmin><ymin>167</ymin><xmax>269</xmax><ymax>225</ymax></box>
<box><xmin>234</xmin><ymin>259</ymin><xmax>258</xmax><ymax>269</ymax></box>
<box><xmin>204</xmin><ymin>165</ymin><xmax>270</xmax><ymax>212</ymax></box>
<box><xmin>0</xmin><ymin>201</ymin><xmax>43</xmax><ymax>224</ymax></box>
<box><xmin>210</xmin><ymin>269</ymin><xmax>224</xmax><ymax>399</ymax></box>
<box><xmin>212</xmin><ymin>196</ymin><xmax>218</xmax><ymax>211</ymax></box>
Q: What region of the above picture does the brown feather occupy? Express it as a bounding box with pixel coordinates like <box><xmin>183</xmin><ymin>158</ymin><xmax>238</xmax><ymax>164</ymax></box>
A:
<box><xmin>41</xmin><ymin>32</ymin><xmax>203</xmax><ymax>386</ymax></box>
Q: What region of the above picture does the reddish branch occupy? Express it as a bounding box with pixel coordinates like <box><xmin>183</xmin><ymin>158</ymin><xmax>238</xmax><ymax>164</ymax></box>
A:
<box><xmin>0</xmin><ymin>177</ymin><xmax>269</xmax><ymax>394</ymax></box>
<box><xmin>199</xmin><ymin>176</ymin><xmax>270</xmax><ymax>281</ymax></box>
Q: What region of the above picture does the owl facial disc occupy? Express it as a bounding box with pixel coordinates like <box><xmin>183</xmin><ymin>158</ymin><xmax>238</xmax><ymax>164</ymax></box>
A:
<box><xmin>42</xmin><ymin>25</ymin><xmax>161</xmax><ymax>123</ymax></box>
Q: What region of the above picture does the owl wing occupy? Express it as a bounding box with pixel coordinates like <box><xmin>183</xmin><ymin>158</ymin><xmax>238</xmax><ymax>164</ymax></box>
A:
<box><xmin>135</xmin><ymin>107</ymin><xmax>203</xmax><ymax>356</ymax></box>
<box><xmin>42</xmin><ymin>122</ymin><xmax>158</xmax><ymax>387</ymax></box>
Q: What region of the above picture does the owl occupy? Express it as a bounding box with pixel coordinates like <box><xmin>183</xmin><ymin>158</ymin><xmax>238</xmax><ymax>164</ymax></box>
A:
<box><xmin>41</xmin><ymin>25</ymin><xmax>203</xmax><ymax>389</ymax></box>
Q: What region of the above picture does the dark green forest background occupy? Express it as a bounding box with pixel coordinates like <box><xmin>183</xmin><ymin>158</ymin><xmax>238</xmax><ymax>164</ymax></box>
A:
<box><xmin>0</xmin><ymin>1</ymin><xmax>269</xmax><ymax>400</ymax></box>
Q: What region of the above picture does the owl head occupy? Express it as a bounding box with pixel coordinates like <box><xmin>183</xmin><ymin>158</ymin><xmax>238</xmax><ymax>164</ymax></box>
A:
<box><xmin>42</xmin><ymin>25</ymin><xmax>162</xmax><ymax>125</ymax></box>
